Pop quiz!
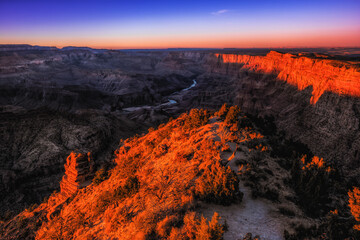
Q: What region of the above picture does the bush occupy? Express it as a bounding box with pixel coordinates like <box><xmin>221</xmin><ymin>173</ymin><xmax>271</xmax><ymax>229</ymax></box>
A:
<box><xmin>93</xmin><ymin>168</ymin><xmax>108</xmax><ymax>185</ymax></box>
<box><xmin>214</xmin><ymin>103</ymin><xmax>229</xmax><ymax>120</ymax></box>
<box><xmin>224</xmin><ymin>106</ymin><xmax>241</xmax><ymax>125</ymax></box>
<box><xmin>114</xmin><ymin>176</ymin><xmax>140</xmax><ymax>199</ymax></box>
<box><xmin>195</xmin><ymin>161</ymin><xmax>242</xmax><ymax>205</ymax></box>
<box><xmin>183</xmin><ymin>109</ymin><xmax>210</xmax><ymax>130</ymax></box>
<box><xmin>320</xmin><ymin>210</ymin><xmax>354</xmax><ymax>239</ymax></box>
<box><xmin>349</xmin><ymin>187</ymin><xmax>360</xmax><ymax>230</ymax></box>
<box><xmin>168</xmin><ymin>212</ymin><xmax>225</xmax><ymax>240</ymax></box>
<box><xmin>291</xmin><ymin>155</ymin><xmax>331</xmax><ymax>216</ymax></box>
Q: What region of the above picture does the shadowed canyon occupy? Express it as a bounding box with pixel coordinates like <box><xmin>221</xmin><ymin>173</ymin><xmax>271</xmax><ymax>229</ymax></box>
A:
<box><xmin>1</xmin><ymin>45</ymin><xmax>360</xmax><ymax>239</ymax></box>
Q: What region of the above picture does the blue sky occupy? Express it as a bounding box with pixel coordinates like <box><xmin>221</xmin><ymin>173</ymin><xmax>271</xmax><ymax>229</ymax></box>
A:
<box><xmin>1</xmin><ymin>0</ymin><xmax>359</xmax><ymax>48</ymax></box>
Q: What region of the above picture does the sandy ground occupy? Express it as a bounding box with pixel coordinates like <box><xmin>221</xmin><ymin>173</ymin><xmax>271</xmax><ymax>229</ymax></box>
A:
<box><xmin>201</xmin><ymin>183</ymin><xmax>285</xmax><ymax>240</ymax></box>
<box><xmin>200</xmin><ymin>122</ymin><xmax>286</xmax><ymax>240</ymax></box>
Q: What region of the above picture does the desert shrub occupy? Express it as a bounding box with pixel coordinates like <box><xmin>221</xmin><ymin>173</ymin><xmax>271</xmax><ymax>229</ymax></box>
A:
<box><xmin>291</xmin><ymin>155</ymin><xmax>331</xmax><ymax>216</ymax></box>
<box><xmin>168</xmin><ymin>212</ymin><xmax>225</xmax><ymax>240</ymax></box>
<box><xmin>348</xmin><ymin>187</ymin><xmax>360</xmax><ymax>231</ymax></box>
<box><xmin>144</xmin><ymin>139</ymin><xmax>155</xmax><ymax>151</ymax></box>
<box><xmin>114</xmin><ymin>149</ymin><xmax>142</xmax><ymax>178</ymax></box>
<box><xmin>208</xmin><ymin>212</ymin><xmax>224</xmax><ymax>240</ymax></box>
<box><xmin>114</xmin><ymin>176</ymin><xmax>140</xmax><ymax>199</ymax></box>
<box><xmin>285</xmin><ymin>209</ymin><xmax>359</xmax><ymax>240</ymax></box>
<box><xmin>214</xmin><ymin>103</ymin><xmax>229</xmax><ymax>120</ymax></box>
<box><xmin>224</xmin><ymin>106</ymin><xmax>240</xmax><ymax>125</ymax></box>
<box><xmin>154</xmin><ymin>143</ymin><xmax>169</xmax><ymax>157</ymax></box>
<box><xmin>93</xmin><ymin>168</ymin><xmax>108</xmax><ymax>185</ymax></box>
<box><xmin>319</xmin><ymin>210</ymin><xmax>355</xmax><ymax>239</ymax></box>
<box><xmin>195</xmin><ymin>161</ymin><xmax>242</xmax><ymax>205</ymax></box>
<box><xmin>92</xmin><ymin>191</ymin><xmax>114</xmax><ymax>214</ymax></box>
<box><xmin>156</xmin><ymin>215</ymin><xmax>181</xmax><ymax>238</ymax></box>
<box><xmin>183</xmin><ymin>108</ymin><xmax>210</xmax><ymax>130</ymax></box>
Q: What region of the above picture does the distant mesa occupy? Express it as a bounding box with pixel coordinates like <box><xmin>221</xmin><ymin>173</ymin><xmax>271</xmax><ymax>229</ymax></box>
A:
<box><xmin>216</xmin><ymin>51</ymin><xmax>360</xmax><ymax>104</ymax></box>
<box><xmin>0</xmin><ymin>44</ymin><xmax>58</xmax><ymax>51</ymax></box>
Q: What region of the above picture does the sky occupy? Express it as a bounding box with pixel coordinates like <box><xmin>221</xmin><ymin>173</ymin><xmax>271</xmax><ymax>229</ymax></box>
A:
<box><xmin>0</xmin><ymin>0</ymin><xmax>359</xmax><ymax>49</ymax></box>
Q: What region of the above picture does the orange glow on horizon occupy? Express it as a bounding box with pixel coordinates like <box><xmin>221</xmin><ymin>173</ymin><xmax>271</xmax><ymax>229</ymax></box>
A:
<box><xmin>1</xmin><ymin>28</ymin><xmax>359</xmax><ymax>49</ymax></box>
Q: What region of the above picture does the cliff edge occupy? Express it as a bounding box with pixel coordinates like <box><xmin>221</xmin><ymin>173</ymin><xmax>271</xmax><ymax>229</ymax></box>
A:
<box><xmin>216</xmin><ymin>51</ymin><xmax>360</xmax><ymax>104</ymax></box>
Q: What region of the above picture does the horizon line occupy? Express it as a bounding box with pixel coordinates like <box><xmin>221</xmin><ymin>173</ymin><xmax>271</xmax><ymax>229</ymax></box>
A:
<box><xmin>1</xmin><ymin>43</ymin><xmax>360</xmax><ymax>50</ymax></box>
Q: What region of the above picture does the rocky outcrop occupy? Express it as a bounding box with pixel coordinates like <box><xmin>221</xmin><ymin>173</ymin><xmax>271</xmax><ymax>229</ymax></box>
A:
<box><xmin>59</xmin><ymin>152</ymin><xmax>94</xmax><ymax>198</ymax></box>
<box><xmin>1</xmin><ymin>47</ymin><xmax>359</xmax><ymax>219</ymax></box>
<box><xmin>197</xmin><ymin>52</ymin><xmax>360</xmax><ymax>175</ymax></box>
<box><xmin>215</xmin><ymin>51</ymin><xmax>360</xmax><ymax>104</ymax></box>
<box><xmin>0</xmin><ymin>107</ymin><xmax>148</xmax><ymax>217</ymax></box>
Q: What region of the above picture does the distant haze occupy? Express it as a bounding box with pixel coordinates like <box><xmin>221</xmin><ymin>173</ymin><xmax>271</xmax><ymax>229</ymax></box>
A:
<box><xmin>0</xmin><ymin>0</ymin><xmax>359</xmax><ymax>48</ymax></box>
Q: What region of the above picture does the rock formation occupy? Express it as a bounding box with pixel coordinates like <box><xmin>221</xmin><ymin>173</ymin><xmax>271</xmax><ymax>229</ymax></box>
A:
<box><xmin>194</xmin><ymin>52</ymin><xmax>360</xmax><ymax>174</ymax></box>
<box><xmin>215</xmin><ymin>51</ymin><xmax>360</xmax><ymax>104</ymax></box>
<box><xmin>1</xmin><ymin>46</ymin><xmax>360</xmax><ymax>220</ymax></box>
<box><xmin>59</xmin><ymin>152</ymin><xmax>94</xmax><ymax>198</ymax></box>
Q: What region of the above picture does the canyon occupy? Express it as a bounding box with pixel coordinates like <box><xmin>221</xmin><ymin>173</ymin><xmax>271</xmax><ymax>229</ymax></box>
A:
<box><xmin>207</xmin><ymin>52</ymin><xmax>360</xmax><ymax>174</ymax></box>
<box><xmin>0</xmin><ymin>45</ymin><xmax>360</xmax><ymax>239</ymax></box>
<box><xmin>216</xmin><ymin>51</ymin><xmax>360</xmax><ymax>104</ymax></box>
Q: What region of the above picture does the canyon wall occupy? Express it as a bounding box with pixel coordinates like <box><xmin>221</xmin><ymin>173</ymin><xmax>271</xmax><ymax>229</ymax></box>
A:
<box><xmin>201</xmin><ymin>52</ymin><xmax>360</xmax><ymax>174</ymax></box>
<box><xmin>215</xmin><ymin>51</ymin><xmax>360</xmax><ymax>104</ymax></box>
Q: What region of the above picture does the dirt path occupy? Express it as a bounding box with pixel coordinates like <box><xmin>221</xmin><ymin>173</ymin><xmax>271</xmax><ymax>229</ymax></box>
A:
<box><xmin>201</xmin><ymin>120</ymin><xmax>286</xmax><ymax>240</ymax></box>
<box><xmin>201</xmin><ymin>182</ymin><xmax>285</xmax><ymax>240</ymax></box>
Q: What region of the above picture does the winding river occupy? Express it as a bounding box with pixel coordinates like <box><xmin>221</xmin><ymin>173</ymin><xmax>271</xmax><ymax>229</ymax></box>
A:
<box><xmin>123</xmin><ymin>79</ymin><xmax>197</xmax><ymax>112</ymax></box>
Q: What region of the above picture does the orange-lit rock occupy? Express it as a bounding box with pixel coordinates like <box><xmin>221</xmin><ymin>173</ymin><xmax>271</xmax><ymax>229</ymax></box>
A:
<box><xmin>59</xmin><ymin>151</ymin><xmax>94</xmax><ymax>198</ymax></box>
<box><xmin>216</xmin><ymin>51</ymin><xmax>360</xmax><ymax>104</ymax></box>
<box><xmin>349</xmin><ymin>187</ymin><xmax>360</xmax><ymax>231</ymax></box>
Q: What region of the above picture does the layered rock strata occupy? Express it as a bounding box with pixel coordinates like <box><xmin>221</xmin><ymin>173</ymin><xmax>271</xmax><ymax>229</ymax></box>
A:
<box><xmin>201</xmin><ymin>52</ymin><xmax>360</xmax><ymax>174</ymax></box>
<box><xmin>59</xmin><ymin>152</ymin><xmax>94</xmax><ymax>198</ymax></box>
<box><xmin>215</xmin><ymin>51</ymin><xmax>360</xmax><ymax>104</ymax></box>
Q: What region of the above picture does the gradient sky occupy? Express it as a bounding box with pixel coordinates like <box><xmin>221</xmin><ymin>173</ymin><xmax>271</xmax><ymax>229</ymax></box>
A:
<box><xmin>0</xmin><ymin>0</ymin><xmax>359</xmax><ymax>49</ymax></box>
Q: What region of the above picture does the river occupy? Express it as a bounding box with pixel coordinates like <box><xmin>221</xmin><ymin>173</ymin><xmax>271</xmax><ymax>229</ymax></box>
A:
<box><xmin>123</xmin><ymin>79</ymin><xmax>197</xmax><ymax>112</ymax></box>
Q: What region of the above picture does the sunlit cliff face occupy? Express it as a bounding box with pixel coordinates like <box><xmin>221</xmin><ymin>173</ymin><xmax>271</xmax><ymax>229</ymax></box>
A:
<box><xmin>216</xmin><ymin>51</ymin><xmax>360</xmax><ymax>104</ymax></box>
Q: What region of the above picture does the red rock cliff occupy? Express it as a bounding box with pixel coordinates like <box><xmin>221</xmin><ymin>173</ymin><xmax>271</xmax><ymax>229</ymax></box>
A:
<box><xmin>215</xmin><ymin>51</ymin><xmax>360</xmax><ymax>104</ymax></box>
<box><xmin>59</xmin><ymin>151</ymin><xmax>94</xmax><ymax>198</ymax></box>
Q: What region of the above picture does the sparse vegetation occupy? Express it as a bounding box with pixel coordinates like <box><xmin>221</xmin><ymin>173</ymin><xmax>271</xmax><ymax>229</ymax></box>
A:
<box><xmin>168</xmin><ymin>212</ymin><xmax>226</xmax><ymax>240</ymax></box>
<box><xmin>195</xmin><ymin>161</ymin><xmax>242</xmax><ymax>205</ymax></box>
<box><xmin>183</xmin><ymin>108</ymin><xmax>210</xmax><ymax>130</ymax></box>
<box><xmin>224</xmin><ymin>106</ymin><xmax>241</xmax><ymax>125</ymax></box>
<box><xmin>3</xmin><ymin>104</ymin><xmax>353</xmax><ymax>240</ymax></box>
<box><xmin>291</xmin><ymin>155</ymin><xmax>332</xmax><ymax>216</ymax></box>
<box><xmin>93</xmin><ymin>167</ymin><xmax>109</xmax><ymax>185</ymax></box>
<box><xmin>214</xmin><ymin>103</ymin><xmax>229</xmax><ymax>120</ymax></box>
<box><xmin>349</xmin><ymin>187</ymin><xmax>360</xmax><ymax>231</ymax></box>
<box><xmin>31</xmin><ymin>107</ymin><xmax>245</xmax><ymax>239</ymax></box>
<box><xmin>114</xmin><ymin>176</ymin><xmax>140</xmax><ymax>199</ymax></box>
